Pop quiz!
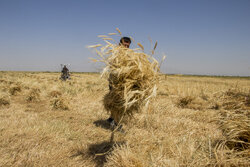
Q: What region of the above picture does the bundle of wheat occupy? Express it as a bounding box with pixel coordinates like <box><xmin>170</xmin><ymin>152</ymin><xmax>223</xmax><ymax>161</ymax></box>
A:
<box><xmin>89</xmin><ymin>29</ymin><xmax>162</xmax><ymax>125</ymax></box>
<box><xmin>26</xmin><ymin>88</ymin><xmax>41</xmax><ymax>102</ymax></box>
<box><xmin>9</xmin><ymin>85</ymin><xmax>21</xmax><ymax>95</ymax></box>
<box><xmin>50</xmin><ymin>97</ymin><xmax>70</xmax><ymax>110</ymax></box>
<box><xmin>0</xmin><ymin>93</ymin><xmax>10</xmax><ymax>106</ymax></box>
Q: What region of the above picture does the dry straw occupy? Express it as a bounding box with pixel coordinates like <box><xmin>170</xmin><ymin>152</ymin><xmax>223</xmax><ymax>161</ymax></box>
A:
<box><xmin>215</xmin><ymin>89</ymin><xmax>250</xmax><ymax>163</ymax></box>
<box><xmin>89</xmin><ymin>29</ymin><xmax>161</xmax><ymax>131</ymax></box>
<box><xmin>26</xmin><ymin>88</ymin><xmax>41</xmax><ymax>102</ymax></box>
<box><xmin>0</xmin><ymin>93</ymin><xmax>10</xmax><ymax>106</ymax></box>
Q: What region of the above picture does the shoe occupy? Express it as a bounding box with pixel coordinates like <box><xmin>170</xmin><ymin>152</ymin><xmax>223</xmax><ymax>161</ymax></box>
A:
<box><xmin>107</xmin><ymin>117</ymin><xmax>116</xmax><ymax>130</ymax></box>
<box><xmin>107</xmin><ymin>117</ymin><xmax>125</xmax><ymax>133</ymax></box>
<box><xmin>107</xmin><ymin>117</ymin><xmax>114</xmax><ymax>123</ymax></box>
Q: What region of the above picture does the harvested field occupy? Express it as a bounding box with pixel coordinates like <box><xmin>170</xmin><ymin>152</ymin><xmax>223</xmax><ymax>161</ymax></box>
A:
<box><xmin>0</xmin><ymin>71</ymin><xmax>249</xmax><ymax>166</ymax></box>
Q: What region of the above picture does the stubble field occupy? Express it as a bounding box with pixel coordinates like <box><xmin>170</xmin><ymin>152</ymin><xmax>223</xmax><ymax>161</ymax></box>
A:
<box><xmin>0</xmin><ymin>71</ymin><xmax>249</xmax><ymax>167</ymax></box>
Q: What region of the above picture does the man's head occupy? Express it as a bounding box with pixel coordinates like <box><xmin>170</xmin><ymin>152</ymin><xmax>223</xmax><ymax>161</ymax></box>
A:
<box><xmin>120</xmin><ymin>37</ymin><xmax>131</xmax><ymax>48</ymax></box>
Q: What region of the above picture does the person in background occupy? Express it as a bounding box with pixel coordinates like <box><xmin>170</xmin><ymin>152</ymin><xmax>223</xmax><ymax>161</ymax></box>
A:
<box><xmin>61</xmin><ymin>65</ymin><xmax>70</xmax><ymax>81</ymax></box>
<box><xmin>62</xmin><ymin>65</ymin><xmax>69</xmax><ymax>74</ymax></box>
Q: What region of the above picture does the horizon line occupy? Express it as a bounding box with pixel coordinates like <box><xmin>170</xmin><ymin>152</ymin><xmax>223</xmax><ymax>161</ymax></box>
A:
<box><xmin>1</xmin><ymin>70</ymin><xmax>249</xmax><ymax>78</ymax></box>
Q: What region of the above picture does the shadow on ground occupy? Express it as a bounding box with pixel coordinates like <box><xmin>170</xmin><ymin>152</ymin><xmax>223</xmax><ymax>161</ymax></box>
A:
<box><xmin>70</xmin><ymin>141</ymin><xmax>126</xmax><ymax>167</ymax></box>
<box><xmin>70</xmin><ymin>142</ymin><xmax>110</xmax><ymax>167</ymax></box>
<box><xmin>89</xmin><ymin>141</ymin><xmax>113</xmax><ymax>167</ymax></box>
<box><xmin>70</xmin><ymin>120</ymin><xmax>126</xmax><ymax>166</ymax></box>
<box><xmin>89</xmin><ymin>141</ymin><xmax>126</xmax><ymax>167</ymax></box>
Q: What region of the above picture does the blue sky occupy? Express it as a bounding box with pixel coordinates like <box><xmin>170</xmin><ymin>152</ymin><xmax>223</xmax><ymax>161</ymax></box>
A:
<box><xmin>0</xmin><ymin>0</ymin><xmax>249</xmax><ymax>76</ymax></box>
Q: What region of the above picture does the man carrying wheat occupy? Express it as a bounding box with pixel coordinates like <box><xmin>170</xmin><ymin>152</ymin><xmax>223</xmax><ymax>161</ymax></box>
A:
<box><xmin>107</xmin><ymin>37</ymin><xmax>132</xmax><ymax>130</ymax></box>
<box><xmin>89</xmin><ymin>29</ymin><xmax>160</xmax><ymax>142</ymax></box>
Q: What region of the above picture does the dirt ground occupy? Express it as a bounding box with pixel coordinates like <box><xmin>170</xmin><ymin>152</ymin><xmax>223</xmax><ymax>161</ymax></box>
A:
<box><xmin>0</xmin><ymin>71</ymin><xmax>249</xmax><ymax>167</ymax></box>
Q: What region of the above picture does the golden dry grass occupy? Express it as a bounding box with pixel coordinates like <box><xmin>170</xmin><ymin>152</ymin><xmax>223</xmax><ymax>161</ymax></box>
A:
<box><xmin>0</xmin><ymin>71</ymin><xmax>249</xmax><ymax>166</ymax></box>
